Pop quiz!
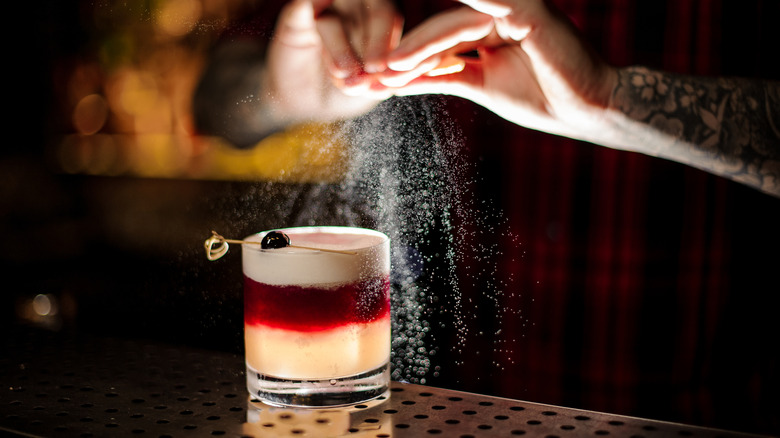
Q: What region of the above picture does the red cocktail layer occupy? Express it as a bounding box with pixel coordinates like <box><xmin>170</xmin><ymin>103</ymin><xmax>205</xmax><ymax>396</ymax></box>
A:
<box><xmin>244</xmin><ymin>275</ymin><xmax>390</xmax><ymax>332</ymax></box>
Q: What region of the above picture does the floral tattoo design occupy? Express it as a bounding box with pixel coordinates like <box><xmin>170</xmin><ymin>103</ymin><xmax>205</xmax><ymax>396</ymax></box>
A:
<box><xmin>611</xmin><ymin>66</ymin><xmax>780</xmax><ymax>196</ymax></box>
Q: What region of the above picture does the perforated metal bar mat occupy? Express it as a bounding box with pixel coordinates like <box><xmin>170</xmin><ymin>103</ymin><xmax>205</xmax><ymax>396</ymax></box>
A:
<box><xmin>2</xmin><ymin>327</ymin><xmax>769</xmax><ymax>437</ymax></box>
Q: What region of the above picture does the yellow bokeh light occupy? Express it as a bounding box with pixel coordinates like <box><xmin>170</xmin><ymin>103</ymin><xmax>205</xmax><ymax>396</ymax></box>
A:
<box><xmin>86</xmin><ymin>134</ymin><xmax>122</xmax><ymax>175</ymax></box>
<box><xmin>133</xmin><ymin>134</ymin><xmax>187</xmax><ymax>177</ymax></box>
<box><xmin>32</xmin><ymin>294</ymin><xmax>57</xmax><ymax>317</ymax></box>
<box><xmin>73</xmin><ymin>93</ymin><xmax>109</xmax><ymax>135</ymax></box>
<box><xmin>110</xmin><ymin>69</ymin><xmax>161</xmax><ymax>117</ymax></box>
<box><xmin>53</xmin><ymin>0</ymin><xmax>349</xmax><ymax>184</ymax></box>
<box><xmin>134</xmin><ymin>97</ymin><xmax>174</xmax><ymax>134</ymax></box>
<box><xmin>155</xmin><ymin>0</ymin><xmax>203</xmax><ymax>37</ymax></box>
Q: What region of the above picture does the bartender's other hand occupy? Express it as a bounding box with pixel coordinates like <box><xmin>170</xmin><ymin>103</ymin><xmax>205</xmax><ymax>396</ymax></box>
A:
<box><xmin>378</xmin><ymin>0</ymin><xmax>618</xmax><ymax>139</ymax></box>
<box><xmin>315</xmin><ymin>0</ymin><xmax>403</xmax><ymax>93</ymax></box>
<box><xmin>265</xmin><ymin>0</ymin><xmax>402</xmax><ymax>126</ymax></box>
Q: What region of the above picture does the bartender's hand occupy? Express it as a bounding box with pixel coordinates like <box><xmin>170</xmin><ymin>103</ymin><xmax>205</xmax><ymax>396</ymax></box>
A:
<box><xmin>376</xmin><ymin>0</ymin><xmax>780</xmax><ymax>197</ymax></box>
<box><xmin>265</xmin><ymin>0</ymin><xmax>402</xmax><ymax>126</ymax></box>
<box><xmin>377</xmin><ymin>0</ymin><xmax>617</xmax><ymax>140</ymax></box>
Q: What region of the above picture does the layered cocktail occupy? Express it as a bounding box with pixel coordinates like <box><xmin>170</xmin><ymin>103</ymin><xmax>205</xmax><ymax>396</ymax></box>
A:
<box><xmin>241</xmin><ymin>226</ymin><xmax>390</xmax><ymax>407</ymax></box>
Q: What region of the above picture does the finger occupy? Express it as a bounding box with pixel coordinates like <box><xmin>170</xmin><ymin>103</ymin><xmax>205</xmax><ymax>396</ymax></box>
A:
<box><xmin>426</xmin><ymin>56</ymin><xmax>467</xmax><ymax>77</ymax></box>
<box><xmin>377</xmin><ymin>55</ymin><xmax>443</xmax><ymax>87</ymax></box>
<box><xmin>458</xmin><ymin>0</ymin><xmax>549</xmax><ymax>41</ymax></box>
<box><xmin>388</xmin><ymin>59</ymin><xmax>485</xmax><ymax>101</ymax></box>
<box><xmin>316</xmin><ymin>9</ymin><xmax>363</xmax><ymax>79</ymax></box>
<box><xmin>386</xmin><ymin>7</ymin><xmax>494</xmax><ymax>72</ymax></box>
<box><xmin>377</xmin><ymin>55</ymin><xmax>467</xmax><ymax>87</ymax></box>
<box><xmin>362</xmin><ymin>1</ymin><xmax>404</xmax><ymax>73</ymax></box>
<box><xmin>458</xmin><ymin>0</ymin><xmax>513</xmax><ymax>17</ymax></box>
<box><xmin>273</xmin><ymin>0</ymin><xmax>320</xmax><ymax>48</ymax></box>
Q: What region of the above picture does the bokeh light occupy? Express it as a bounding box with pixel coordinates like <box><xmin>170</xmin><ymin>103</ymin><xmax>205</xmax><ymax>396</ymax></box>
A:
<box><xmin>72</xmin><ymin>94</ymin><xmax>109</xmax><ymax>135</ymax></box>
<box><xmin>51</xmin><ymin>0</ymin><xmax>344</xmax><ymax>183</ymax></box>
<box><xmin>155</xmin><ymin>0</ymin><xmax>203</xmax><ymax>37</ymax></box>
<box><xmin>32</xmin><ymin>294</ymin><xmax>57</xmax><ymax>317</ymax></box>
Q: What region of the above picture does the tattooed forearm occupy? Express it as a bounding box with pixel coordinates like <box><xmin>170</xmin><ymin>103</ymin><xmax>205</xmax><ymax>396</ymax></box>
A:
<box><xmin>610</xmin><ymin>66</ymin><xmax>780</xmax><ymax>197</ymax></box>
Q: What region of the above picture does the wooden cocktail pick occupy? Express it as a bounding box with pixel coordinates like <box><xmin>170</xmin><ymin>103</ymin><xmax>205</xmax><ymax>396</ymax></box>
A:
<box><xmin>204</xmin><ymin>231</ymin><xmax>356</xmax><ymax>261</ymax></box>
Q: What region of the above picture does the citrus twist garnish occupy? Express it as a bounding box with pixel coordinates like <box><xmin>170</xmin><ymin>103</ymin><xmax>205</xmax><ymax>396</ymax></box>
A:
<box><xmin>204</xmin><ymin>231</ymin><xmax>232</xmax><ymax>261</ymax></box>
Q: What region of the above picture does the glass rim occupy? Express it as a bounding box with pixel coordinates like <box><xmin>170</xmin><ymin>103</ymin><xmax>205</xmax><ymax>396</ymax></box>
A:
<box><xmin>242</xmin><ymin>226</ymin><xmax>389</xmax><ymax>254</ymax></box>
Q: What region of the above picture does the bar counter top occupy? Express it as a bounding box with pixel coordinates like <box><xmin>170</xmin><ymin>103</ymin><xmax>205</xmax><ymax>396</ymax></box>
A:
<box><xmin>2</xmin><ymin>326</ymin><xmax>770</xmax><ymax>438</ymax></box>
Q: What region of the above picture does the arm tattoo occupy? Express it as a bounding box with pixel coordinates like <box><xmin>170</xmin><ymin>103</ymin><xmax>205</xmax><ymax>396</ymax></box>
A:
<box><xmin>611</xmin><ymin>66</ymin><xmax>780</xmax><ymax>197</ymax></box>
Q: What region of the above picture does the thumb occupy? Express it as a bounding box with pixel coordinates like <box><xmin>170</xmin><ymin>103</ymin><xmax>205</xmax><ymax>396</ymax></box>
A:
<box><xmin>274</xmin><ymin>0</ymin><xmax>321</xmax><ymax>47</ymax></box>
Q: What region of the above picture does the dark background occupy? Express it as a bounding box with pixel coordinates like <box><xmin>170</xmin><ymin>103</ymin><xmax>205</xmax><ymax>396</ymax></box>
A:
<box><xmin>3</xmin><ymin>0</ymin><xmax>779</xmax><ymax>436</ymax></box>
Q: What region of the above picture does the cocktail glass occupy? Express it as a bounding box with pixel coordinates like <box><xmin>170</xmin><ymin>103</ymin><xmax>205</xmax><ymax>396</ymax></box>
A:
<box><xmin>242</xmin><ymin>226</ymin><xmax>391</xmax><ymax>407</ymax></box>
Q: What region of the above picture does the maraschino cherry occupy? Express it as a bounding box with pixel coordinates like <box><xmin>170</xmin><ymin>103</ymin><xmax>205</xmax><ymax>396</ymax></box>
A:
<box><xmin>261</xmin><ymin>231</ymin><xmax>291</xmax><ymax>249</ymax></box>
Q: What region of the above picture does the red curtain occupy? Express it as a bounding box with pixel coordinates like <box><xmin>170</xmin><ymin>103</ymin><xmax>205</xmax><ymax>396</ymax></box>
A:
<box><xmin>400</xmin><ymin>0</ymin><xmax>779</xmax><ymax>435</ymax></box>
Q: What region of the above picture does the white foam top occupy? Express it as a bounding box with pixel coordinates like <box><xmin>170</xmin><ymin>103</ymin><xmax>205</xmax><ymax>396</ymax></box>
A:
<box><xmin>242</xmin><ymin>226</ymin><xmax>390</xmax><ymax>286</ymax></box>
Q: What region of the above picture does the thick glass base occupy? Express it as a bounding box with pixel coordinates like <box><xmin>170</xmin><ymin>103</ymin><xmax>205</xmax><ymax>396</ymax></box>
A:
<box><xmin>246</xmin><ymin>362</ymin><xmax>390</xmax><ymax>408</ymax></box>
